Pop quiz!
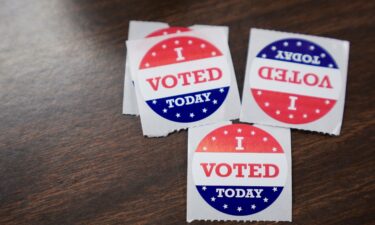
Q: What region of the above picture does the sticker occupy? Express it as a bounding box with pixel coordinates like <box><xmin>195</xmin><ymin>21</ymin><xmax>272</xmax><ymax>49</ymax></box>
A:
<box><xmin>138</xmin><ymin>36</ymin><xmax>230</xmax><ymax>123</ymax></box>
<box><xmin>240</xmin><ymin>28</ymin><xmax>349</xmax><ymax>135</ymax></box>
<box><xmin>187</xmin><ymin>122</ymin><xmax>292</xmax><ymax>222</ymax></box>
<box><xmin>127</xmin><ymin>28</ymin><xmax>240</xmax><ymax>136</ymax></box>
<box><xmin>250</xmin><ymin>38</ymin><xmax>341</xmax><ymax>124</ymax></box>
<box><xmin>123</xmin><ymin>21</ymin><xmax>230</xmax><ymax>116</ymax></box>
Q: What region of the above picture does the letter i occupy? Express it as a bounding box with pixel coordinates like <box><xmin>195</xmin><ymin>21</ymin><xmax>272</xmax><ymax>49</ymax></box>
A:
<box><xmin>235</xmin><ymin>137</ymin><xmax>244</xmax><ymax>150</ymax></box>
<box><xmin>174</xmin><ymin>47</ymin><xmax>185</xmax><ymax>61</ymax></box>
<box><xmin>288</xmin><ymin>96</ymin><xmax>298</xmax><ymax>111</ymax></box>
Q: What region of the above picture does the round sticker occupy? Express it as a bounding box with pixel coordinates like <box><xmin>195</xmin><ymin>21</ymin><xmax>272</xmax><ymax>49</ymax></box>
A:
<box><xmin>192</xmin><ymin>124</ymin><xmax>287</xmax><ymax>216</ymax></box>
<box><xmin>249</xmin><ymin>38</ymin><xmax>341</xmax><ymax>124</ymax></box>
<box><xmin>138</xmin><ymin>34</ymin><xmax>230</xmax><ymax>123</ymax></box>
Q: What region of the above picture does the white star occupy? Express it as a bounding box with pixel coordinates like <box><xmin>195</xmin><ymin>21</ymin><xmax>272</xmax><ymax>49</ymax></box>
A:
<box><xmin>200</xmin><ymin>43</ymin><xmax>206</xmax><ymax>48</ymax></box>
<box><xmin>315</xmin><ymin>109</ymin><xmax>320</xmax><ymax>114</ymax></box>
<box><xmin>202</xmin><ymin>146</ymin><xmax>207</xmax><ymax>151</ymax></box>
<box><xmin>264</xmin><ymin>197</ymin><xmax>268</xmax><ymax>203</ymax></box>
<box><xmin>325</xmin><ymin>100</ymin><xmax>330</xmax><ymax>105</ymax></box>
<box><xmin>309</xmin><ymin>45</ymin><xmax>315</xmax><ymax>51</ymax></box>
<box><xmin>213</xmin><ymin>99</ymin><xmax>218</xmax><ymax>104</ymax></box>
<box><xmin>328</xmin><ymin>64</ymin><xmax>333</xmax><ymax>68</ymax></box>
<box><xmin>237</xmin><ymin>207</ymin><xmax>242</xmax><ymax>212</ymax></box>
<box><xmin>219</xmin><ymin>88</ymin><xmax>224</xmax><ymax>93</ymax></box>
<box><xmin>151</xmin><ymin>52</ymin><xmax>156</xmax><ymax>57</ymax></box>
<box><xmin>296</xmin><ymin>41</ymin><xmax>302</xmax><ymax>46</ymax></box>
<box><xmin>224</xmin><ymin>130</ymin><xmax>228</xmax><ymax>135</ymax></box>
<box><xmin>303</xmin><ymin>114</ymin><xmax>308</xmax><ymax>118</ymax></box>
<box><xmin>162</xmin><ymin>44</ymin><xmax>167</xmax><ymax>49</ymax></box>
<box><xmin>211</xmin><ymin>197</ymin><xmax>216</xmax><ymax>202</ymax></box>
<box><xmin>176</xmin><ymin>30</ymin><xmax>181</xmax><ymax>33</ymax></box>
<box><xmin>163</xmin><ymin>31</ymin><xmax>168</xmax><ymax>35</ymax></box>
<box><xmin>283</xmin><ymin>41</ymin><xmax>289</xmax><ymax>47</ymax></box>
<box><xmin>174</xmin><ymin>40</ymin><xmax>179</xmax><ymax>45</ymax></box>
<box><xmin>271</xmin><ymin>46</ymin><xmax>277</xmax><ymax>51</ymax></box>
<box><xmin>211</xmin><ymin>51</ymin><xmax>216</xmax><ymax>56</ymax></box>
<box><xmin>202</xmin><ymin>186</ymin><xmax>207</xmax><ymax>191</ymax></box>
<box><xmin>264</xmin><ymin>102</ymin><xmax>270</xmax><ymax>107</ymax></box>
<box><xmin>321</xmin><ymin>53</ymin><xmax>326</xmax><ymax>58</ymax></box>
<box><xmin>152</xmin><ymin>100</ymin><xmax>157</xmax><ymax>104</ymax></box>
<box><xmin>257</xmin><ymin>90</ymin><xmax>262</xmax><ymax>95</ymax></box>
<box><xmin>289</xmin><ymin>114</ymin><xmax>294</xmax><ymax>119</ymax></box>
<box><xmin>273</xmin><ymin>187</ymin><xmax>278</xmax><ymax>192</ymax></box>
<box><xmin>223</xmin><ymin>204</ymin><xmax>228</xmax><ymax>209</ymax></box>
<box><xmin>163</xmin><ymin>108</ymin><xmax>167</xmax><ymax>113</ymax></box>
<box><xmin>211</xmin><ymin>136</ymin><xmax>216</xmax><ymax>141</ymax></box>
<box><xmin>188</xmin><ymin>40</ymin><xmax>193</xmax><ymax>45</ymax></box>
<box><xmin>190</xmin><ymin>113</ymin><xmax>195</xmax><ymax>118</ymax></box>
<box><xmin>176</xmin><ymin>113</ymin><xmax>180</xmax><ymax>118</ymax></box>
<box><xmin>237</xmin><ymin>128</ymin><xmax>242</xmax><ymax>133</ymax></box>
<box><xmin>202</xmin><ymin>108</ymin><xmax>207</xmax><ymax>113</ymax></box>
<box><xmin>251</xmin><ymin>131</ymin><xmax>256</xmax><ymax>136</ymax></box>
<box><xmin>276</xmin><ymin>110</ymin><xmax>281</xmax><ymax>115</ymax></box>
<box><xmin>272</xmin><ymin>147</ymin><xmax>277</xmax><ymax>152</ymax></box>
<box><xmin>262</xmin><ymin>54</ymin><xmax>267</xmax><ymax>58</ymax></box>
<box><xmin>145</xmin><ymin>63</ymin><xmax>150</xmax><ymax>67</ymax></box>
<box><xmin>251</xmin><ymin>204</ymin><xmax>256</xmax><ymax>210</ymax></box>
<box><xmin>263</xmin><ymin>137</ymin><xmax>268</xmax><ymax>142</ymax></box>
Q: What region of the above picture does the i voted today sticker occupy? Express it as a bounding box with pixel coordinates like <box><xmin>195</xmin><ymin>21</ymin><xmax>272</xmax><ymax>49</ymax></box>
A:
<box><xmin>137</xmin><ymin>36</ymin><xmax>230</xmax><ymax>123</ymax></box>
<box><xmin>187</xmin><ymin>122</ymin><xmax>292</xmax><ymax>222</ymax></box>
<box><xmin>249</xmin><ymin>38</ymin><xmax>341</xmax><ymax>124</ymax></box>
<box><xmin>241</xmin><ymin>28</ymin><xmax>349</xmax><ymax>135</ymax></box>
<box><xmin>127</xmin><ymin>28</ymin><xmax>240</xmax><ymax>136</ymax></box>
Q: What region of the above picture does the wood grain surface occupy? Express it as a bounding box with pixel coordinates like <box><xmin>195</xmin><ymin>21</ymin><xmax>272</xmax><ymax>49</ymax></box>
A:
<box><xmin>1</xmin><ymin>0</ymin><xmax>374</xmax><ymax>224</ymax></box>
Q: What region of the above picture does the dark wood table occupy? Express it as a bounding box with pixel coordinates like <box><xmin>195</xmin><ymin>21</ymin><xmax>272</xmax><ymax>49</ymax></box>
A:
<box><xmin>1</xmin><ymin>0</ymin><xmax>374</xmax><ymax>224</ymax></box>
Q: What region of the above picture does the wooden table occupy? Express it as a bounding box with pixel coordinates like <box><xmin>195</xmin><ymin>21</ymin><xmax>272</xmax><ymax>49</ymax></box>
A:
<box><xmin>1</xmin><ymin>0</ymin><xmax>374</xmax><ymax>224</ymax></box>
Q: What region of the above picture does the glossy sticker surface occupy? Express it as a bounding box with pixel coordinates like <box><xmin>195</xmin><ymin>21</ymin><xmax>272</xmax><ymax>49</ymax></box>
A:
<box><xmin>192</xmin><ymin>124</ymin><xmax>287</xmax><ymax>216</ymax></box>
<box><xmin>138</xmin><ymin>36</ymin><xmax>230</xmax><ymax>123</ymax></box>
<box><xmin>249</xmin><ymin>38</ymin><xmax>341</xmax><ymax>124</ymax></box>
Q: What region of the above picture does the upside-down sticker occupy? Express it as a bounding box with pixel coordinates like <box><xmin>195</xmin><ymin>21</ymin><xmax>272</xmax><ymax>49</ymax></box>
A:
<box><xmin>240</xmin><ymin>29</ymin><xmax>349</xmax><ymax>135</ymax></box>
<box><xmin>187</xmin><ymin>122</ymin><xmax>292</xmax><ymax>222</ymax></box>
